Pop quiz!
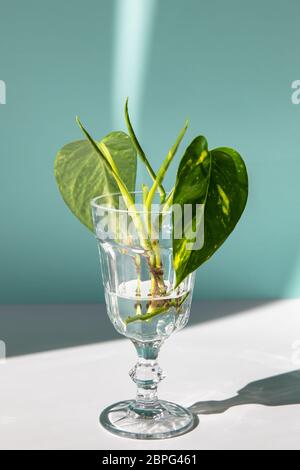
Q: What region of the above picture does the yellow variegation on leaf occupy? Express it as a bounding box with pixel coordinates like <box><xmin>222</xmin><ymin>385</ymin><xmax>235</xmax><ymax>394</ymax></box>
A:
<box><xmin>173</xmin><ymin>138</ymin><xmax>248</xmax><ymax>286</ymax></box>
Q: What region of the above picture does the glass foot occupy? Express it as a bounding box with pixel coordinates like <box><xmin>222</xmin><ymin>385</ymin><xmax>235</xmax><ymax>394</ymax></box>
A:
<box><xmin>100</xmin><ymin>400</ymin><xmax>196</xmax><ymax>440</ymax></box>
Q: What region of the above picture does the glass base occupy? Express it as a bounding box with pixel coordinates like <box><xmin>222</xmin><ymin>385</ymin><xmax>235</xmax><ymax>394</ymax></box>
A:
<box><xmin>100</xmin><ymin>400</ymin><xmax>196</xmax><ymax>440</ymax></box>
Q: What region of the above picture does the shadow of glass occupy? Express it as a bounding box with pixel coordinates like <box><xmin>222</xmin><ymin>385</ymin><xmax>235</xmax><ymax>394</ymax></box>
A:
<box><xmin>189</xmin><ymin>370</ymin><xmax>300</xmax><ymax>416</ymax></box>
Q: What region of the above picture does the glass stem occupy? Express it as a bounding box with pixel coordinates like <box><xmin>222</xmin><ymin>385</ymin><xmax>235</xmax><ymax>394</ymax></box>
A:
<box><xmin>129</xmin><ymin>340</ymin><xmax>165</xmax><ymax>412</ymax></box>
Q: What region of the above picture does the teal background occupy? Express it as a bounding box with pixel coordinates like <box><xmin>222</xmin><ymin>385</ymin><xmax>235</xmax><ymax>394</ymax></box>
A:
<box><xmin>0</xmin><ymin>0</ymin><xmax>300</xmax><ymax>303</ymax></box>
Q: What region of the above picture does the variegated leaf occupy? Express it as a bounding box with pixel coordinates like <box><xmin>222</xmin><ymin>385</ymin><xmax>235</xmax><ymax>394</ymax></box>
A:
<box><xmin>173</xmin><ymin>140</ymin><xmax>248</xmax><ymax>286</ymax></box>
<box><xmin>55</xmin><ymin>131</ymin><xmax>137</xmax><ymax>231</ymax></box>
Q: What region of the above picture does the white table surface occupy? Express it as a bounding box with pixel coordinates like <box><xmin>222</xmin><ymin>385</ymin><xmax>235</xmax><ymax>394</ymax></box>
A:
<box><xmin>0</xmin><ymin>300</ymin><xmax>300</xmax><ymax>450</ymax></box>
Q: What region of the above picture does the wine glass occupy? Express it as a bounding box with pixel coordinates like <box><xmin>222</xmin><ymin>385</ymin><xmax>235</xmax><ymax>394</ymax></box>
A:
<box><xmin>92</xmin><ymin>192</ymin><xmax>196</xmax><ymax>439</ymax></box>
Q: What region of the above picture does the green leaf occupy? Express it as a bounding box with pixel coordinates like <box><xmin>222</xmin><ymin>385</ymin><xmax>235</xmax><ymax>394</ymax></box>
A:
<box><xmin>173</xmin><ymin>138</ymin><xmax>248</xmax><ymax>286</ymax></box>
<box><xmin>54</xmin><ymin>131</ymin><xmax>137</xmax><ymax>232</ymax></box>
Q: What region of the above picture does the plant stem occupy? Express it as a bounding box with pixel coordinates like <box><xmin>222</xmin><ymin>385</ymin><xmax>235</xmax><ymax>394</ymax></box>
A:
<box><xmin>145</xmin><ymin>120</ymin><xmax>188</xmax><ymax>212</ymax></box>
<box><xmin>76</xmin><ymin>117</ymin><xmax>151</xmax><ymax>252</ymax></box>
<box><xmin>125</xmin><ymin>292</ymin><xmax>189</xmax><ymax>324</ymax></box>
<box><xmin>162</xmin><ymin>188</ymin><xmax>175</xmax><ymax>214</ymax></box>
<box><xmin>142</xmin><ymin>184</ymin><xmax>149</xmax><ymax>206</ymax></box>
<box><xmin>143</xmin><ymin>123</ymin><xmax>188</xmax><ymax>281</ymax></box>
<box><xmin>142</xmin><ymin>184</ymin><xmax>151</xmax><ymax>236</ymax></box>
<box><xmin>134</xmin><ymin>255</ymin><xmax>141</xmax><ymax>297</ymax></box>
<box><xmin>127</xmin><ymin>305</ymin><xmax>168</xmax><ymax>324</ymax></box>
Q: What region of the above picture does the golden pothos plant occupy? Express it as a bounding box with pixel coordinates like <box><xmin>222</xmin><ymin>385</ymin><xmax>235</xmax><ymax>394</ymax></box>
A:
<box><xmin>55</xmin><ymin>99</ymin><xmax>248</xmax><ymax>319</ymax></box>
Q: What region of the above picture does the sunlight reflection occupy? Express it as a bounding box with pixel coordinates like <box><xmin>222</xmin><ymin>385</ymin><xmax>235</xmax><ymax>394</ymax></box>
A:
<box><xmin>112</xmin><ymin>0</ymin><xmax>157</xmax><ymax>131</ymax></box>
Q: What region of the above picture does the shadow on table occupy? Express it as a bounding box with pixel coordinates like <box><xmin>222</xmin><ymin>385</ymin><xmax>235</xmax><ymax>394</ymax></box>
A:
<box><xmin>0</xmin><ymin>301</ymin><xmax>274</xmax><ymax>357</ymax></box>
<box><xmin>189</xmin><ymin>370</ymin><xmax>300</xmax><ymax>416</ymax></box>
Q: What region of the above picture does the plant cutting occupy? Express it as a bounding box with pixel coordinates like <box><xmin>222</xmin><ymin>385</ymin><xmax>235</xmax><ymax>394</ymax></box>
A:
<box><xmin>55</xmin><ymin>99</ymin><xmax>248</xmax><ymax>439</ymax></box>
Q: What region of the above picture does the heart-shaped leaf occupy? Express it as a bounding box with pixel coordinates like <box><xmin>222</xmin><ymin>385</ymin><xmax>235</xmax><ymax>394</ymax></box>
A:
<box><xmin>54</xmin><ymin>131</ymin><xmax>137</xmax><ymax>231</ymax></box>
<box><xmin>173</xmin><ymin>138</ymin><xmax>248</xmax><ymax>286</ymax></box>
